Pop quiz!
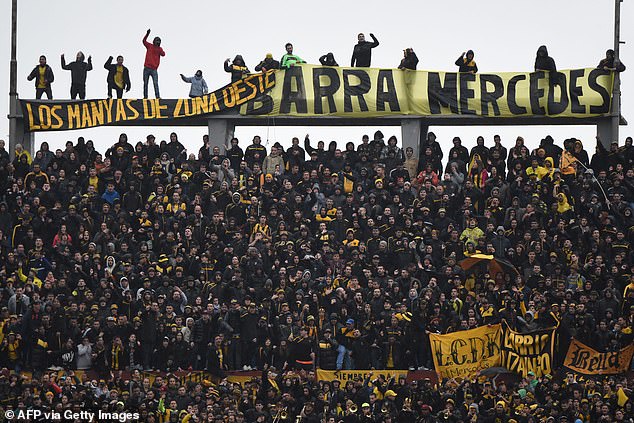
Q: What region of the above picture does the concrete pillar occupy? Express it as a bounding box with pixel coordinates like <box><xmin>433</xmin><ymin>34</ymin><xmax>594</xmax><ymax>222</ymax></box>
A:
<box><xmin>401</xmin><ymin>118</ymin><xmax>428</xmax><ymax>159</ymax></box>
<box><xmin>8</xmin><ymin>97</ymin><xmax>34</xmax><ymax>159</ymax></box>
<box><xmin>207</xmin><ymin>119</ymin><xmax>235</xmax><ymax>150</ymax></box>
<box><xmin>596</xmin><ymin>118</ymin><xmax>615</xmax><ymax>149</ymax></box>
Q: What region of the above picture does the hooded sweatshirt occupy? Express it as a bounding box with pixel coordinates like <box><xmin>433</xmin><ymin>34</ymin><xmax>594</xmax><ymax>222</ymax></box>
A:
<box><xmin>534</xmin><ymin>45</ymin><xmax>556</xmax><ymax>72</ymax></box>
<box><xmin>143</xmin><ymin>34</ymin><xmax>165</xmax><ymax>70</ymax></box>
<box><xmin>455</xmin><ymin>50</ymin><xmax>478</xmax><ymax>73</ymax></box>
<box><xmin>224</xmin><ymin>55</ymin><xmax>249</xmax><ymax>82</ymax></box>
<box><xmin>61</xmin><ymin>53</ymin><xmax>93</xmax><ymax>85</ymax></box>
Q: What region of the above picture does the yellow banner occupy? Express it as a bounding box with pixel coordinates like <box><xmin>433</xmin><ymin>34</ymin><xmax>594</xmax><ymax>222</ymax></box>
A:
<box><xmin>241</xmin><ymin>65</ymin><xmax>613</xmax><ymax>118</ymax></box>
<box><xmin>316</xmin><ymin>369</ymin><xmax>408</xmax><ymax>383</ymax></box>
<box><xmin>501</xmin><ymin>322</ymin><xmax>556</xmax><ymax>378</ymax></box>
<box><xmin>429</xmin><ymin>324</ymin><xmax>502</xmax><ymax>380</ymax></box>
<box><xmin>564</xmin><ymin>339</ymin><xmax>634</xmax><ymax>375</ymax></box>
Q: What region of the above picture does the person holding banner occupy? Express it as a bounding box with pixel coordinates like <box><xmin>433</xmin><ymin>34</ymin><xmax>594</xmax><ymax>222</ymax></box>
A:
<box><xmin>254</xmin><ymin>53</ymin><xmax>280</xmax><ymax>72</ymax></box>
<box><xmin>597</xmin><ymin>49</ymin><xmax>626</xmax><ymax>72</ymax></box>
<box><xmin>142</xmin><ymin>28</ymin><xmax>165</xmax><ymax>99</ymax></box>
<box><xmin>281</xmin><ymin>43</ymin><xmax>306</xmax><ymax>69</ymax></box>
<box><xmin>27</xmin><ymin>55</ymin><xmax>55</xmax><ymax>99</ymax></box>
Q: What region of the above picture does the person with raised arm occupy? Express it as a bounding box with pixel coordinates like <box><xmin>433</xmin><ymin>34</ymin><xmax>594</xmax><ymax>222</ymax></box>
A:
<box><xmin>351</xmin><ymin>32</ymin><xmax>379</xmax><ymax>67</ymax></box>
<box><xmin>142</xmin><ymin>28</ymin><xmax>165</xmax><ymax>98</ymax></box>
<box><xmin>61</xmin><ymin>51</ymin><xmax>92</xmax><ymax>99</ymax></box>
<box><xmin>104</xmin><ymin>55</ymin><xmax>131</xmax><ymax>99</ymax></box>
<box><xmin>180</xmin><ymin>70</ymin><xmax>208</xmax><ymax>98</ymax></box>
<box><xmin>455</xmin><ymin>50</ymin><xmax>478</xmax><ymax>73</ymax></box>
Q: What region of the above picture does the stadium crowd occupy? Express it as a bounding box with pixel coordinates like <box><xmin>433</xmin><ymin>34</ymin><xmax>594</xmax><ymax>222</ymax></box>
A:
<box><xmin>0</xmin><ymin>128</ymin><xmax>633</xmax><ymax>422</ymax></box>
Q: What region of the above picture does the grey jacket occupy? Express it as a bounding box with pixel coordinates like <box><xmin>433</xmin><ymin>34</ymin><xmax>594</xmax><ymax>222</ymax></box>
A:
<box><xmin>181</xmin><ymin>74</ymin><xmax>208</xmax><ymax>97</ymax></box>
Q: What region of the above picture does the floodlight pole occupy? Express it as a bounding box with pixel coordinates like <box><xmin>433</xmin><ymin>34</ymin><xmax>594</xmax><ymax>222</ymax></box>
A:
<box><xmin>8</xmin><ymin>0</ymin><xmax>18</xmax><ymax>159</ymax></box>
<box><xmin>611</xmin><ymin>0</ymin><xmax>622</xmax><ymax>145</ymax></box>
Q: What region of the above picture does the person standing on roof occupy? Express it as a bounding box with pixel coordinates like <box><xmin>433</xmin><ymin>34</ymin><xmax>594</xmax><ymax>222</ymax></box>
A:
<box><xmin>27</xmin><ymin>55</ymin><xmax>54</xmax><ymax>99</ymax></box>
<box><xmin>104</xmin><ymin>55</ymin><xmax>131</xmax><ymax>99</ymax></box>
<box><xmin>351</xmin><ymin>33</ymin><xmax>379</xmax><ymax>67</ymax></box>
<box><xmin>180</xmin><ymin>70</ymin><xmax>208</xmax><ymax>98</ymax></box>
<box><xmin>455</xmin><ymin>50</ymin><xmax>478</xmax><ymax>73</ymax></box>
<box><xmin>61</xmin><ymin>51</ymin><xmax>92</xmax><ymax>99</ymax></box>
<box><xmin>224</xmin><ymin>55</ymin><xmax>250</xmax><ymax>82</ymax></box>
<box><xmin>142</xmin><ymin>28</ymin><xmax>165</xmax><ymax>99</ymax></box>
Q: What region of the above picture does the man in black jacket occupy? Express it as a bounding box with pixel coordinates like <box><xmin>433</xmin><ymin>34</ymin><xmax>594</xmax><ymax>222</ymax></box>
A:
<box><xmin>254</xmin><ymin>54</ymin><xmax>280</xmax><ymax>72</ymax></box>
<box><xmin>351</xmin><ymin>33</ymin><xmax>379</xmax><ymax>67</ymax></box>
<box><xmin>61</xmin><ymin>51</ymin><xmax>93</xmax><ymax>99</ymax></box>
<box><xmin>27</xmin><ymin>55</ymin><xmax>54</xmax><ymax>99</ymax></box>
<box><xmin>104</xmin><ymin>55</ymin><xmax>131</xmax><ymax>99</ymax></box>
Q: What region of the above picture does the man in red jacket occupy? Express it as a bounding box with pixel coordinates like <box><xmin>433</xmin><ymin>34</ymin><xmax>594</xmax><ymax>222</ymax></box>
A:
<box><xmin>142</xmin><ymin>28</ymin><xmax>165</xmax><ymax>99</ymax></box>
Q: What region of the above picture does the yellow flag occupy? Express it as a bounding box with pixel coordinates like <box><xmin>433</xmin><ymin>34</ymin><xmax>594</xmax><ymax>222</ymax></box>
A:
<box><xmin>617</xmin><ymin>387</ymin><xmax>629</xmax><ymax>407</ymax></box>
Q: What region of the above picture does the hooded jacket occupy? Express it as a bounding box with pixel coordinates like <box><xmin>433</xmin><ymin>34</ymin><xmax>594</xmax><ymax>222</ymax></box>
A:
<box><xmin>142</xmin><ymin>33</ymin><xmax>165</xmax><ymax>70</ymax></box>
<box><xmin>534</xmin><ymin>45</ymin><xmax>556</xmax><ymax>72</ymax></box>
<box><xmin>455</xmin><ymin>50</ymin><xmax>478</xmax><ymax>73</ymax></box>
<box><xmin>224</xmin><ymin>55</ymin><xmax>249</xmax><ymax>82</ymax></box>
<box><xmin>319</xmin><ymin>53</ymin><xmax>338</xmax><ymax>66</ymax></box>
<box><xmin>61</xmin><ymin>53</ymin><xmax>93</xmax><ymax>85</ymax></box>
<box><xmin>180</xmin><ymin>74</ymin><xmax>208</xmax><ymax>97</ymax></box>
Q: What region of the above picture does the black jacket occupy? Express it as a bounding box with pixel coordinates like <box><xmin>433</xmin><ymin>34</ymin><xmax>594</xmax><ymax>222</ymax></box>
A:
<box><xmin>455</xmin><ymin>52</ymin><xmax>478</xmax><ymax>73</ymax></box>
<box><xmin>598</xmin><ymin>56</ymin><xmax>626</xmax><ymax>72</ymax></box>
<box><xmin>351</xmin><ymin>34</ymin><xmax>379</xmax><ymax>67</ymax></box>
<box><xmin>104</xmin><ymin>56</ymin><xmax>131</xmax><ymax>90</ymax></box>
<box><xmin>61</xmin><ymin>55</ymin><xmax>93</xmax><ymax>85</ymax></box>
<box><xmin>27</xmin><ymin>65</ymin><xmax>54</xmax><ymax>87</ymax></box>
<box><xmin>225</xmin><ymin>55</ymin><xmax>249</xmax><ymax>82</ymax></box>
<box><xmin>319</xmin><ymin>53</ymin><xmax>338</xmax><ymax>67</ymax></box>
<box><xmin>255</xmin><ymin>57</ymin><xmax>280</xmax><ymax>72</ymax></box>
<box><xmin>399</xmin><ymin>51</ymin><xmax>419</xmax><ymax>70</ymax></box>
<box><xmin>534</xmin><ymin>45</ymin><xmax>556</xmax><ymax>72</ymax></box>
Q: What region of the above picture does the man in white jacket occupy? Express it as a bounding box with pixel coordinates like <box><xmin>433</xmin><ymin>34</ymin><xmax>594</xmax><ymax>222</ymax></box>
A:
<box><xmin>76</xmin><ymin>337</ymin><xmax>92</xmax><ymax>370</ymax></box>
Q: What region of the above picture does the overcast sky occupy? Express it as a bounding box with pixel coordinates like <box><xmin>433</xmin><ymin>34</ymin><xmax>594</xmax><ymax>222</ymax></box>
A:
<box><xmin>0</xmin><ymin>0</ymin><xmax>632</xmax><ymax>161</ymax></box>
